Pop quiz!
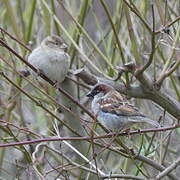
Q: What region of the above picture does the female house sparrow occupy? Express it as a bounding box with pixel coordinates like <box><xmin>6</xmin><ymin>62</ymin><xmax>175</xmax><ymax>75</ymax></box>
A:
<box><xmin>87</xmin><ymin>84</ymin><xmax>160</xmax><ymax>131</ymax></box>
<box><xmin>28</xmin><ymin>35</ymin><xmax>70</xmax><ymax>83</ymax></box>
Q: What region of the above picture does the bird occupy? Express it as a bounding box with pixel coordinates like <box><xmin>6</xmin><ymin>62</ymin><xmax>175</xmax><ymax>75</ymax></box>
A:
<box><xmin>87</xmin><ymin>83</ymin><xmax>160</xmax><ymax>131</ymax></box>
<box><xmin>28</xmin><ymin>35</ymin><xmax>70</xmax><ymax>84</ymax></box>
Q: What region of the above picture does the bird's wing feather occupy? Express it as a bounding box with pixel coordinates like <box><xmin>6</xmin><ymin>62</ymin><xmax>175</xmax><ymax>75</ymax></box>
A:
<box><xmin>97</xmin><ymin>91</ymin><xmax>143</xmax><ymax>116</ymax></box>
<box><xmin>99</xmin><ymin>91</ymin><xmax>125</xmax><ymax>104</ymax></box>
<box><xmin>99</xmin><ymin>100</ymin><xmax>160</xmax><ymax>127</ymax></box>
<box><xmin>100</xmin><ymin>102</ymin><xmax>145</xmax><ymax>117</ymax></box>
<box><xmin>95</xmin><ymin>88</ymin><xmax>160</xmax><ymax>127</ymax></box>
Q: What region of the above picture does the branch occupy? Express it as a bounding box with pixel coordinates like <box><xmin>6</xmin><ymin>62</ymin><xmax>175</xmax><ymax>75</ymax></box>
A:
<box><xmin>0</xmin><ymin>27</ymin><xmax>31</xmax><ymax>52</ymax></box>
<box><xmin>0</xmin><ymin>55</ymin><xmax>92</xmax><ymax>133</ymax></box>
<box><xmin>73</xmin><ymin>68</ymin><xmax>98</xmax><ymax>85</ymax></box>
<box><xmin>155</xmin><ymin>23</ymin><xmax>180</xmax><ymax>87</ymax></box>
<box><xmin>1</xmin><ymin>124</ymin><xmax>179</xmax><ymax>179</ymax></box>
<box><xmin>0</xmin><ymin>39</ymin><xmax>95</xmax><ymax>120</ymax></box>
<box><xmin>1</xmin><ymin>125</ymin><xmax>179</xmax><ymax>147</ymax></box>
<box><xmin>0</xmin><ymin>72</ymin><xmax>82</xmax><ymax>136</ymax></box>
<box><xmin>48</xmin><ymin>146</ymin><xmax>145</xmax><ymax>180</ymax></box>
<box><xmin>75</xmin><ymin>68</ymin><xmax>180</xmax><ymax>120</ymax></box>
<box><xmin>123</xmin><ymin>0</ymin><xmax>152</xmax><ymax>34</ymax></box>
<box><xmin>155</xmin><ymin>16</ymin><xmax>180</xmax><ymax>34</ymax></box>
<box><xmin>101</xmin><ymin>174</ymin><xmax>146</xmax><ymax>180</ymax></box>
<box><xmin>138</xmin><ymin>5</ymin><xmax>156</xmax><ymax>73</ymax></box>
<box><xmin>0</xmin><ymin>120</ymin><xmax>40</xmax><ymax>137</ymax></box>
<box><xmin>136</xmin><ymin>155</ymin><xmax>179</xmax><ymax>180</ymax></box>
<box><xmin>156</xmin><ymin>58</ymin><xmax>180</xmax><ymax>86</ymax></box>
<box><xmin>155</xmin><ymin>156</ymin><xmax>180</xmax><ymax>180</ymax></box>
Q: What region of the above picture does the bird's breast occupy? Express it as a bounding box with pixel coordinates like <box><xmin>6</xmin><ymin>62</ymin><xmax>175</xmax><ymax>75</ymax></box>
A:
<box><xmin>97</xmin><ymin>111</ymin><xmax>131</xmax><ymax>131</ymax></box>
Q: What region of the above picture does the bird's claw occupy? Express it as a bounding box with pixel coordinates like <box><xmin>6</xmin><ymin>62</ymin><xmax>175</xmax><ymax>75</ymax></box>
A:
<box><xmin>53</xmin><ymin>81</ymin><xmax>59</xmax><ymax>89</ymax></box>
<box><xmin>36</xmin><ymin>68</ymin><xmax>44</xmax><ymax>76</ymax></box>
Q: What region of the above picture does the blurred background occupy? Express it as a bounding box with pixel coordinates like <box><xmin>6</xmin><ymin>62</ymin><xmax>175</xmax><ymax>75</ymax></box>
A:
<box><xmin>0</xmin><ymin>0</ymin><xmax>179</xmax><ymax>179</ymax></box>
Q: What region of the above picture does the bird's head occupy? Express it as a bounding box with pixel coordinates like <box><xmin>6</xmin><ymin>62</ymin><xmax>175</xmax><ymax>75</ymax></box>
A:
<box><xmin>42</xmin><ymin>35</ymin><xmax>68</xmax><ymax>52</ymax></box>
<box><xmin>87</xmin><ymin>83</ymin><xmax>113</xmax><ymax>98</ymax></box>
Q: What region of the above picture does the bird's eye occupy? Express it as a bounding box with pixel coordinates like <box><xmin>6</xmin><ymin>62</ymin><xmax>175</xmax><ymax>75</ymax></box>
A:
<box><xmin>94</xmin><ymin>90</ymin><xmax>100</xmax><ymax>95</ymax></box>
<box><xmin>55</xmin><ymin>42</ymin><xmax>59</xmax><ymax>45</ymax></box>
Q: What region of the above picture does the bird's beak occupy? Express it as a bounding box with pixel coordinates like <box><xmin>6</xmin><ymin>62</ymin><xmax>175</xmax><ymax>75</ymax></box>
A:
<box><xmin>61</xmin><ymin>43</ymin><xmax>68</xmax><ymax>52</ymax></box>
<box><xmin>86</xmin><ymin>92</ymin><xmax>93</xmax><ymax>98</ymax></box>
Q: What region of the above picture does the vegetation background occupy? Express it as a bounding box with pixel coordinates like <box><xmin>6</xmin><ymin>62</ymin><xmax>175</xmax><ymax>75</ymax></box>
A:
<box><xmin>0</xmin><ymin>0</ymin><xmax>179</xmax><ymax>179</ymax></box>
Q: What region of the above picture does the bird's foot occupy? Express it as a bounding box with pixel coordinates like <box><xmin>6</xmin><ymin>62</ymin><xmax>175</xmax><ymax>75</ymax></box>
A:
<box><xmin>53</xmin><ymin>81</ymin><xmax>60</xmax><ymax>89</ymax></box>
<box><xmin>123</xmin><ymin>128</ymin><xmax>132</xmax><ymax>139</ymax></box>
<box><xmin>36</xmin><ymin>68</ymin><xmax>44</xmax><ymax>76</ymax></box>
<box><xmin>19</xmin><ymin>69</ymin><xmax>30</xmax><ymax>77</ymax></box>
<box><xmin>123</xmin><ymin>128</ymin><xmax>131</xmax><ymax>134</ymax></box>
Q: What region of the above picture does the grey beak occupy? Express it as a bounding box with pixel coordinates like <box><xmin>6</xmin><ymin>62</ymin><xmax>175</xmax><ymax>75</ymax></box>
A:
<box><xmin>86</xmin><ymin>92</ymin><xmax>93</xmax><ymax>97</ymax></box>
<box><xmin>61</xmin><ymin>43</ymin><xmax>68</xmax><ymax>52</ymax></box>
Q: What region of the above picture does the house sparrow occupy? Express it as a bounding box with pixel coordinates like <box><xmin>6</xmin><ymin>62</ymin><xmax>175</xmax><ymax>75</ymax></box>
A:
<box><xmin>87</xmin><ymin>84</ymin><xmax>160</xmax><ymax>131</ymax></box>
<box><xmin>28</xmin><ymin>35</ymin><xmax>70</xmax><ymax>83</ymax></box>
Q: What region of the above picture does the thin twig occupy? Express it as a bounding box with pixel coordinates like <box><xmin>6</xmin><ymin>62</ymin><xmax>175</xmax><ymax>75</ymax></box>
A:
<box><xmin>156</xmin><ymin>58</ymin><xmax>180</xmax><ymax>86</ymax></box>
<box><xmin>156</xmin><ymin>22</ymin><xmax>180</xmax><ymax>86</ymax></box>
<box><xmin>75</xmin><ymin>67</ymin><xmax>180</xmax><ymax>120</ymax></box>
<box><xmin>0</xmin><ymin>55</ymin><xmax>91</xmax><ymax>129</ymax></box>
<box><xmin>0</xmin><ymin>124</ymin><xmax>179</xmax><ymax>147</ymax></box>
<box><xmin>155</xmin><ymin>156</ymin><xmax>180</xmax><ymax>180</ymax></box>
<box><xmin>137</xmin><ymin>154</ymin><xmax>178</xmax><ymax>180</ymax></box>
<box><xmin>0</xmin><ymin>38</ymin><xmax>95</xmax><ymax>119</ymax></box>
<box><xmin>155</xmin><ymin>16</ymin><xmax>180</xmax><ymax>34</ymax></box>
<box><xmin>123</xmin><ymin>0</ymin><xmax>152</xmax><ymax>33</ymax></box>
<box><xmin>0</xmin><ymin>27</ymin><xmax>31</xmax><ymax>51</ymax></box>
<box><xmin>138</xmin><ymin>5</ymin><xmax>156</xmax><ymax>74</ymax></box>
<box><xmin>0</xmin><ymin>120</ymin><xmax>40</xmax><ymax>137</ymax></box>
<box><xmin>0</xmin><ymin>72</ymin><xmax>81</xmax><ymax>136</ymax></box>
<box><xmin>99</xmin><ymin>0</ymin><xmax>129</xmax><ymax>85</ymax></box>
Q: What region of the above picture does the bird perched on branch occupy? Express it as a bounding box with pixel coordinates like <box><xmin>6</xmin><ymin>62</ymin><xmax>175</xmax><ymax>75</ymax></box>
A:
<box><xmin>87</xmin><ymin>83</ymin><xmax>160</xmax><ymax>131</ymax></box>
<box><xmin>28</xmin><ymin>35</ymin><xmax>70</xmax><ymax>84</ymax></box>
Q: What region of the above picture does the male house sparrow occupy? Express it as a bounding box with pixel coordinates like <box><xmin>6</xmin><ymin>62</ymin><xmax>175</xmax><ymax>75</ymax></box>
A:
<box><xmin>87</xmin><ymin>84</ymin><xmax>160</xmax><ymax>131</ymax></box>
<box><xmin>28</xmin><ymin>35</ymin><xmax>70</xmax><ymax>83</ymax></box>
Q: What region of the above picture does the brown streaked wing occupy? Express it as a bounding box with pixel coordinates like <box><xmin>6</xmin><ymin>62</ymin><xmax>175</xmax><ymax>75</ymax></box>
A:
<box><xmin>101</xmin><ymin>103</ymin><xmax>145</xmax><ymax>117</ymax></box>
<box><xmin>98</xmin><ymin>91</ymin><xmax>126</xmax><ymax>105</ymax></box>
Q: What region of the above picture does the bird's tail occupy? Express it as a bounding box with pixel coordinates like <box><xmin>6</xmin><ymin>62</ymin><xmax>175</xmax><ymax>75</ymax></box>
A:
<box><xmin>142</xmin><ymin>118</ymin><xmax>160</xmax><ymax>128</ymax></box>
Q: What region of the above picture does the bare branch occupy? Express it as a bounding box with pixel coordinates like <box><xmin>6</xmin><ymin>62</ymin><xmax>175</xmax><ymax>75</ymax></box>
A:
<box><xmin>123</xmin><ymin>0</ymin><xmax>152</xmax><ymax>33</ymax></box>
<box><xmin>75</xmin><ymin>68</ymin><xmax>180</xmax><ymax>120</ymax></box>
<box><xmin>155</xmin><ymin>156</ymin><xmax>180</xmax><ymax>180</ymax></box>
<box><xmin>0</xmin><ymin>124</ymin><xmax>179</xmax><ymax>147</ymax></box>
<box><xmin>0</xmin><ymin>39</ymin><xmax>95</xmax><ymax>119</ymax></box>
<box><xmin>156</xmin><ymin>58</ymin><xmax>180</xmax><ymax>86</ymax></box>
<box><xmin>73</xmin><ymin>68</ymin><xmax>98</xmax><ymax>85</ymax></box>
<box><xmin>0</xmin><ymin>27</ymin><xmax>31</xmax><ymax>51</ymax></box>
<box><xmin>138</xmin><ymin>5</ymin><xmax>156</xmax><ymax>73</ymax></box>
<box><xmin>155</xmin><ymin>16</ymin><xmax>180</xmax><ymax>34</ymax></box>
<box><xmin>137</xmin><ymin>155</ymin><xmax>179</xmax><ymax>180</ymax></box>
<box><xmin>156</xmin><ymin>23</ymin><xmax>180</xmax><ymax>87</ymax></box>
